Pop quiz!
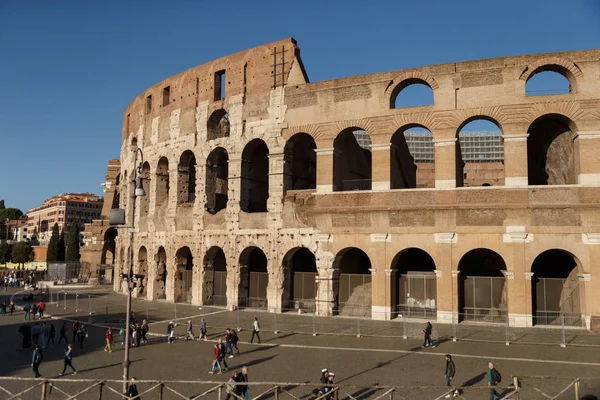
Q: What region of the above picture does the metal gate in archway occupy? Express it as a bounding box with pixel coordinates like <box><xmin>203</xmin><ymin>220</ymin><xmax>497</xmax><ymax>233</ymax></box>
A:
<box><xmin>338</xmin><ymin>273</ymin><xmax>371</xmax><ymax>317</ymax></box>
<box><xmin>210</xmin><ymin>270</ymin><xmax>227</xmax><ymax>306</ymax></box>
<box><xmin>534</xmin><ymin>277</ymin><xmax>582</xmax><ymax>326</ymax></box>
<box><xmin>397</xmin><ymin>273</ymin><xmax>437</xmax><ymax>319</ymax></box>
<box><xmin>461</xmin><ymin>276</ymin><xmax>507</xmax><ymax>322</ymax></box>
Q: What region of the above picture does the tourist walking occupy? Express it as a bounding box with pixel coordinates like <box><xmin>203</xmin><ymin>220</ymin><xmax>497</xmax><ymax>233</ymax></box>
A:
<box><xmin>31</xmin><ymin>344</ymin><xmax>43</xmax><ymax>378</ymax></box>
<box><xmin>199</xmin><ymin>319</ymin><xmax>207</xmax><ymax>340</ymax></box>
<box><xmin>19</xmin><ymin>324</ymin><xmax>32</xmax><ymax>349</ymax></box>
<box><xmin>232</xmin><ymin>329</ymin><xmax>240</xmax><ymax>354</ymax></box>
<box><xmin>9</xmin><ymin>300</ymin><xmax>15</xmax><ymax>315</ymax></box>
<box><xmin>72</xmin><ymin>320</ymin><xmax>80</xmax><ymax>343</ymax></box>
<box><xmin>31</xmin><ymin>303</ymin><xmax>38</xmax><ymax>319</ymax></box>
<box><xmin>32</xmin><ymin>323</ymin><xmax>41</xmax><ymax>346</ymax></box>
<box><xmin>61</xmin><ymin>344</ymin><xmax>77</xmax><ymax>375</ymax></box>
<box><xmin>209</xmin><ymin>343</ymin><xmax>222</xmax><ymax>374</ymax></box>
<box><xmin>444</xmin><ymin>354</ymin><xmax>458</xmax><ymax>398</ymax></box>
<box><xmin>58</xmin><ymin>322</ymin><xmax>68</xmax><ymax>344</ymax></box>
<box><xmin>48</xmin><ymin>323</ymin><xmax>56</xmax><ymax>346</ymax></box>
<box><xmin>23</xmin><ymin>302</ymin><xmax>31</xmax><ymax>320</ymax></box>
<box><xmin>250</xmin><ymin>317</ymin><xmax>261</xmax><ymax>344</ymax></box>
<box><xmin>218</xmin><ymin>338</ymin><xmax>229</xmax><ymax>371</ymax></box>
<box><xmin>120</xmin><ymin>325</ymin><xmax>126</xmax><ymax>345</ymax></box>
<box><xmin>239</xmin><ymin>366</ymin><xmax>249</xmax><ymax>400</ymax></box>
<box><xmin>78</xmin><ymin>324</ymin><xmax>87</xmax><ymax>349</ymax></box>
<box><xmin>141</xmin><ymin>319</ymin><xmax>149</xmax><ymax>344</ymax></box>
<box><xmin>40</xmin><ymin>322</ymin><xmax>49</xmax><ymax>348</ymax></box>
<box><xmin>167</xmin><ymin>321</ymin><xmax>175</xmax><ymax>344</ymax></box>
<box><xmin>225</xmin><ymin>371</ymin><xmax>239</xmax><ymax>400</ymax></box>
<box><xmin>225</xmin><ymin>328</ymin><xmax>234</xmax><ymax>357</ymax></box>
<box><xmin>320</xmin><ymin>368</ymin><xmax>329</xmax><ymax>393</ymax></box>
<box><xmin>38</xmin><ymin>299</ymin><xmax>46</xmax><ymax>319</ymax></box>
<box><xmin>135</xmin><ymin>324</ymin><xmax>142</xmax><ymax>347</ymax></box>
<box><xmin>105</xmin><ymin>327</ymin><xmax>113</xmax><ymax>352</ymax></box>
<box><xmin>127</xmin><ymin>377</ymin><xmax>140</xmax><ymax>399</ymax></box>
<box><xmin>422</xmin><ymin>321</ymin><xmax>435</xmax><ymax>348</ymax></box>
<box><xmin>487</xmin><ymin>362</ymin><xmax>502</xmax><ymax>400</ymax></box>
<box><xmin>186</xmin><ymin>320</ymin><xmax>195</xmax><ymax>341</ymax></box>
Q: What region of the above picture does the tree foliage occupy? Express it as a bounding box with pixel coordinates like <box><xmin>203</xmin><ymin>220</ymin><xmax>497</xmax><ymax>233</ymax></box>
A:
<box><xmin>58</xmin><ymin>231</ymin><xmax>66</xmax><ymax>262</ymax></box>
<box><xmin>11</xmin><ymin>241</ymin><xmax>35</xmax><ymax>265</ymax></box>
<box><xmin>0</xmin><ymin>242</ymin><xmax>12</xmax><ymax>264</ymax></box>
<box><xmin>66</xmin><ymin>223</ymin><xmax>80</xmax><ymax>262</ymax></box>
<box><xmin>47</xmin><ymin>223</ymin><xmax>60</xmax><ymax>262</ymax></box>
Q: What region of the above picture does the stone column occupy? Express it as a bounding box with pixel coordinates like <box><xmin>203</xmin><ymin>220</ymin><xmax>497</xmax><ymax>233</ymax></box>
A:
<box><xmin>371</xmin><ymin>143</ymin><xmax>391</xmax><ymax>191</ymax></box>
<box><xmin>433</xmin><ymin>233</ymin><xmax>458</xmax><ymax>323</ymax></box>
<box><xmin>578</xmin><ymin>273</ymin><xmax>592</xmax><ymax>329</ymax></box>
<box><xmin>226</xmin><ymin>262</ymin><xmax>241</xmax><ymax>311</ymax></box>
<box><xmin>369</xmin><ymin>233</ymin><xmax>392</xmax><ymax>320</ymax></box>
<box><xmin>267</xmin><ymin>149</ymin><xmax>285</xmax><ymax>229</ymax></box>
<box><xmin>315</xmin><ymin>148</ymin><xmax>336</xmax><ymax>194</ymax></box>
<box><xmin>226</xmin><ymin>155</ymin><xmax>242</xmax><ymax>230</ymax></box>
<box><xmin>575</xmin><ymin>131</ymin><xmax>600</xmax><ymax>185</ymax></box>
<box><xmin>315</xmin><ymin>236</ymin><xmax>335</xmax><ymax>316</ymax></box>
<box><xmin>433</xmin><ymin>138</ymin><xmax>458</xmax><ymax>189</ymax></box>
<box><xmin>502</xmin><ymin>134</ymin><xmax>529</xmax><ymax>187</ymax></box>
<box><xmin>193</xmin><ymin>161</ymin><xmax>205</xmax><ymax>231</ymax></box>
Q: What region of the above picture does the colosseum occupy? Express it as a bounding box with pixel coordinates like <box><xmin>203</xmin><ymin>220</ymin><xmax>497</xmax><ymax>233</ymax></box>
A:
<box><xmin>84</xmin><ymin>38</ymin><xmax>600</xmax><ymax>329</ymax></box>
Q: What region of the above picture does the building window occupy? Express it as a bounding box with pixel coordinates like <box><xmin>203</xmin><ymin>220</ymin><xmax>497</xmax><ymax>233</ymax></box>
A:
<box><xmin>214</xmin><ymin>70</ymin><xmax>226</xmax><ymax>101</ymax></box>
<box><xmin>146</xmin><ymin>95</ymin><xmax>152</xmax><ymax>115</ymax></box>
<box><xmin>163</xmin><ymin>86</ymin><xmax>170</xmax><ymax>106</ymax></box>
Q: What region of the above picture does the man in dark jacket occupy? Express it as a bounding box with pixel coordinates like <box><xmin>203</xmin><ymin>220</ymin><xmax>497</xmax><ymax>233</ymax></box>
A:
<box><xmin>127</xmin><ymin>377</ymin><xmax>140</xmax><ymax>399</ymax></box>
<box><xmin>31</xmin><ymin>344</ymin><xmax>43</xmax><ymax>378</ymax></box>
<box><xmin>238</xmin><ymin>366</ymin><xmax>249</xmax><ymax>400</ymax></box>
<box><xmin>444</xmin><ymin>354</ymin><xmax>459</xmax><ymax>398</ymax></box>
<box><xmin>487</xmin><ymin>362</ymin><xmax>501</xmax><ymax>400</ymax></box>
<box><xmin>61</xmin><ymin>344</ymin><xmax>77</xmax><ymax>375</ymax></box>
<box><xmin>58</xmin><ymin>322</ymin><xmax>68</xmax><ymax>344</ymax></box>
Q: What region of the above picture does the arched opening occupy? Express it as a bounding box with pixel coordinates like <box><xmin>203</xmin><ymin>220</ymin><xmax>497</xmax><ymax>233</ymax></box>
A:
<box><xmin>531</xmin><ymin>249</ymin><xmax>581</xmax><ymax>326</ymax></box>
<box><xmin>177</xmin><ymin>150</ymin><xmax>196</xmax><ymax>204</ymax></box>
<box><xmin>238</xmin><ymin>247</ymin><xmax>268</xmax><ymax>308</ymax></box>
<box><xmin>207</xmin><ymin>109</ymin><xmax>230</xmax><ymax>140</ymax></box>
<box><xmin>282</xmin><ymin>247</ymin><xmax>317</xmax><ymax>311</ymax></box>
<box><xmin>203</xmin><ymin>246</ymin><xmax>227</xmax><ymax>306</ymax></box>
<box><xmin>112</xmin><ymin>173</ymin><xmax>121</xmax><ymax>210</ymax></box>
<box><xmin>284</xmin><ymin>133</ymin><xmax>317</xmax><ymax>192</ymax></box>
<box><xmin>174</xmin><ymin>246</ymin><xmax>193</xmax><ymax>303</ymax></box>
<box><xmin>390</xmin><ymin>80</ymin><xmax>434</xmax><ymax>109</ymax></box>
<box><xmin>392</xmin><ymin>248</ymin><xmax>436</xmax><ymax>319</ymax></box>
<box><xmin>391</xmin><ymin>125</ymin><xmax>435</xmax><ymax>189</ymax></box>
<box><xmin>153</xmin><ymin>246</ymin><xmax>167</xmax><ymax>300</ymax></box>
<box><xmin>334</xmin><ymin>248</ymin><xmax>371</xmax><ymax>317</ymax></box>
<box><xmin>205</xmin><ymin>147</ymin><xmax>229</xmax><ymax>214</ymax></box>
<box><xmin>333</xmin><ymin>128</ymin><xmax>372</xmax><ymax>191</ymax></box>
<box><xmin>101</xmin><ymin>228</ymin><xmax>118</xmax><ymax>265</ymax></box>
<box><xmin>457</xmin><ymin>118</ymin><xmax>504</xmax><ymax>187</ymax></box>
<box><xmin>135</xmin><ymin>246</ymin><xmax>148</xmax><ymax>298</ymax></box>
<box><xmin>240</xmin><ymin>139</ymin><xmax>269</xmax><ymax>213</ymax></box>
<box><xmin>156</xmin><ymin>157</ymin><xmax>170</xmax><ymax>207</ymax></box>
<box><xmin>139</xmin><ymin>162</ymin><xmax>151</xmax><ymax>220</ymax></box>
<box><xmin>526</xmin><ymin>69</ymin><xmax>572</xmax><ymax>96</ymax></box>
<box><xmin>527</xmin><ymin>114</ymin><xmax>576</xmax><ymax>185</ymax></box>
<box><xmin>458</xmin><ymin>249</ymin><xmax>507</xmax><ymax>322</ymax></box>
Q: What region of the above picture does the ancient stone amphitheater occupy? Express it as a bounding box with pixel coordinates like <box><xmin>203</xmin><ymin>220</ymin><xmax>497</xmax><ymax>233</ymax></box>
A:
<box><xmin>83</xmin><ymin>38</ymin><xmax>600</xmax><ymax>329</ymax></box>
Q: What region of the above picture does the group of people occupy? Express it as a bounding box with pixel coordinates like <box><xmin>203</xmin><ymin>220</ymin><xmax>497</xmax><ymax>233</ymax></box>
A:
<box><xmin>0</xmin><ymin>299</ymin><xmax>15</xmax><ymax>315</ymax></box>
<box><xmin>70</xmin><ymin>320</ymin><xmax>88</xmax><ymax>349</ymax></box>
<box><xmin>443</xmin><ymin>354</ymin><xmax>504</xmax><ymax>400</ymax></box>
<box><xmin>22</xmin><ymin>299</ymin><xmax>46</xmax><ymax>320</ymax></box>
<box><xmin>25</xmin><ymin>320</ymin><xmax>80</xmax><ymax>378</ymax></box>
<box><xmin>209</xmin><ymin>330</ymin><xmax>241</xmax><ymax>374</ymax></box>
<box><xmin>1</xmin><ymin>271</ymin><xmax>23</xmax><ymax>289</ymax></box>
<box><xmin>120</xmin><ymin>319</ymin><xmax>150</xmax><ymax>347</ymax></box>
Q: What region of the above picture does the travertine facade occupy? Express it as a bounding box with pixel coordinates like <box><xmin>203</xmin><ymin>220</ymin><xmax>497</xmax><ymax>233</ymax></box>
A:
<box><xmin>107</xmin><ymin>38</ymin><xmax>600</xmax><ymax>328</ymax></box>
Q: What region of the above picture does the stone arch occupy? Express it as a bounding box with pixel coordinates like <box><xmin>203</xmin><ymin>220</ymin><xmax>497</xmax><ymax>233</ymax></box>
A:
<box><xmin>205</xmin><ymin>147</ymin><xmax>229</xmax><ymax>214</ymax></box>
<box><xmin>519</xmin><ymin>56</ymin><xmax>582</xmax><ymax>92</ymax></box>
<box><xmin>333</xmin><ymin>128</ymin><xmax>372</xmax><ymax>191</ymax></box>
<box><xmin>282</xmin><ymin>247</ymin><xmax>317</xmax><ymax>311</ymax></box>
<box><xmin>456</xmin><ymin>117</ymin><xmax>504</xmax><ymax>187</ymax></box>
<box><xmin>174</xmin><ymin>246</ymin><xmax>194</xmax><ymax>303</ymax></box>
<box><xmin>155</xmin><ymin>156</ymin><xmax>170</xmax><ymax>208</ymax></box>
<box><xmin>389</xmin><ymin>78</ymin><xmax>435</xmax><ymax>109</ymax></box>
<box><xmin>333</xmin><ymin>247</ymin><xmax>372</xmax><ymax>317</ymax></box>
<box><xmin>138</xmin><ymin>162</ymin><xmax>151</xmax><ymax>227</ymax></box>
<box><xmin>101</xmin><ymin>228</ymin><xmax>118</xmax><ymax>265</ymax></box>
<box><xmin>207</xmin><ymin>109</ymin><xmax>230</xmax><ymax>140</ymax></box>
<box><xmin>238</xmin><ymin>247</ymin><xmax>268</xmax><ymax>308</ymax></box>
<box><xmin>203</xmin><ymin>246</ymin><xmax>227</xmax><ymax>306</ymax></box>
<box><xmin>153</xmin><ymin>246</ymin><xmax>167</xmax><ymax>300</ymax></box>
<box><xmin>386</xmin><ymin>71</ymin><xmax>439</xmax><ymax>93</ymax></box>
<box><xmin>135</xmin><ymin>246</ymin><xmax>148</xmax><ymax>297</ymax></box>
<box><xmin>531</xmin><ymin>249</ymin><xmax>581</xmax><ymax>326</ymax></box>
<box><xmin>458</xmin><ymin>248</ymin><xmax>507</xmax><ymax>322</ymax></box>
<box><xmin>527</xmin><ymin>113</ymin><xmax>577</xmax><ymax>185</ymax></box>
<box><xmin>391</xmin><ymin>124</ymin><xmax>434</xmax><ymax>189</ymax></box>
<box><xmin>391</xmin><ymin>248</ymin><xmax>437</xmax><ymax>319</ymax></box>
<box><xmin>177</xmin><ymin>150</ymin><xmax>196</xmax><ymax>204</ymax></box>
<box><xmin>240</xmin><ymin>139</ymin><xmax>269</xmax><ymax>213</ymax></box>
<box><xmin>284</xmin><ymin>132</ymin><xmax>317</xmax><ymax>192</ymax></box>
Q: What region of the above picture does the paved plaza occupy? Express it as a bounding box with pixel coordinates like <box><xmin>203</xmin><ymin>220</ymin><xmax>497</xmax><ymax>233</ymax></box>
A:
<box><xmin>2</xmin><ymin>287</ymin><xmax>600</xmax><ymax>399</ymax></box>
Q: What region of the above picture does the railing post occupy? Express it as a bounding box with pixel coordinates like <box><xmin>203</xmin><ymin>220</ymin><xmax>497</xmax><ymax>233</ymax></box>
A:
<box><xmin>273</xmin><ymin>311</ymin><xmax>279</xmax><ymax>334</ymax></box>
<box><xmin>236</xmin><ymin>308</ymin><xmax>240</xmax><ymax>330</ymax></box>
<box><xmin>75</xmin><ymin>294</ymin><xmax>79</xmax><ymax>312</ymax></box>
<box><xmin>174</xmin><ymin>302</ymin><xmax>177</xmax><ymax>321</ymax></box>
<box><xmin>452</xmin><ymin>312</ymin><xmax>457</xmax><ymax>342</ymax></box>
<box><xmin>505</xmin><ymin>315</ymin><xmax>510</xmax><ymax>346</ymax></box>
<box><xmin>40</xmin><ymin>380</ymin><xmax>48</xmax><ymax>400</ymax></box>
<box><xmin>512</xmin><ymin>376</ymin><xmax>520</xmax><ymax>400</ymax></box>
<box><xmin>574</xmin><ymin>378</ymin><xmax>580</xmax><ymax>399</ymax></box>
<box><xmin>356</xmin><ymin>318</ymin><xmax>361</xmax><ymax>338</ymax></box>
<box><xmin>389</xmin><ymin>388</ymin><xmax>395</xmax><ymax>400</ymax></box>
<box><xmin>159</xmin><ymin>383</ymin><xmax>164</xmax><ymax>400</ymax></box>
<box><xmin>402</xmin><ymin>315</ymin><xmax>407</xmax><ymax>340</ymax></box>
<box><xmin>64</xmin><ymin>292</ymin><xmax>68</xmax><ymax>310</ymax></box>
<box><xmin>274</xmin><ymin>386</ymin><xmax>280</xmax><ymax>400</ymax></box>
<box><xmin>145</xmin><ymin>301</ymin><xmax>149</xmax><ymax>322</ymax></box>
<box><xmin>312</xmin><ymin>313</ymin><xmax>317</xmax><ymax>336</ymax></box>
<box><xmin>217</xmin><ymin>385</ymin><xmax>222</xmax><ymax>400</ymax></box>
<box><xmin>560</xmin><ymin>315</ymin><xmax>567</xmax><ymax>348</ymax></box>
<box><xmin>105</xmin><ymin>297</ymin><xmax>108</xmax><ymax>315</ymax></box>
<box><xmin>98</xmin><ymin>381</ymin><xmax>104</xmax><ymax>400</ymax></box>
<box><xmin>89</xmin><ymin>295</ymin><xmax>93</xmax><ymax>315</ymax></box>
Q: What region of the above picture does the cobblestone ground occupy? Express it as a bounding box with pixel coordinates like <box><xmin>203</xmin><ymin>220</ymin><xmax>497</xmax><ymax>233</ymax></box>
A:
<box><xmin>1</xmin><ymin>287</ymin><xmax>600</xmax><ymax>400</ymax></box>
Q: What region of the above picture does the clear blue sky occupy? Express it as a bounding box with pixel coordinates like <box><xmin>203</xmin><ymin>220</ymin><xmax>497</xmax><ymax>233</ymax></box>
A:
<box><xmin>1</xmin><ymin>0</ymin><xmax>599</xmax><ymax>212</ymax></box>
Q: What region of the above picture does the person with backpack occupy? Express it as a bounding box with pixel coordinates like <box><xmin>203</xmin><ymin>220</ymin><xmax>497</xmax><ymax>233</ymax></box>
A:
<box><xmin>60</xmin><ymin>344</ymin><xmax>77</xmax><ymax>375</ymax></box>
<box><xmin>31</xmin><ymin>344</ymin><xmax>43</xmax><ymax>378</ymax></box>
<box><xmin>31</xmin><ymin>303</ymin><xmax>38</xmax><ymax>320</ymax></box>
<box><xmin>58</xmin><ymin>322</ymin><xmax>68</xmax><ymax>344</ymax></box>
<box><xmin>23</xmin><ymin>302</ymin><xmax>31</xmax><ymax>320</ymax></box>
<box><xmin>231</xmin><ymin>329</ymin><xmax>240</xmax><ymax>354</ymax></box>
<box><xmin>487</xmin><ymin>362</ymin><xmax>502</xmax><ymax>400</ymax></box>
<box><xmin>444</xmin><ymin>354</ymin><xmax>459</xmax><ymax>398</ymax></box>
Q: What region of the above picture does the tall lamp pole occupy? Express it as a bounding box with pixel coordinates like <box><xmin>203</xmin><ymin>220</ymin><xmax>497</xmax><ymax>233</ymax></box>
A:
<box><xmin>122</xmin><ymin>144</ymin><xmax>146</xmax><ymax>393</ymax></box>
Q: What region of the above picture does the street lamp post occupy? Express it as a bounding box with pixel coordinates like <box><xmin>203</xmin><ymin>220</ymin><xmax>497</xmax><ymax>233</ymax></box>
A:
<box><xmin>121</xmin><ymin>144</ymin><xmax>146</xmax><ymax>394</ymax></box>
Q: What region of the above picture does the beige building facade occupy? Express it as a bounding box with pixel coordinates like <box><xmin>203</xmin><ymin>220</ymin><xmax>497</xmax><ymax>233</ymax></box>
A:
<box><xmin>109</xmin><ymin>38</ymin><xmax>600</xmax><ymax>329</ymax></box>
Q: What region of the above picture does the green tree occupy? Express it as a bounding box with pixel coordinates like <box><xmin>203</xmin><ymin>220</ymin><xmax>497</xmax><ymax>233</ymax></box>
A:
<box><xmin>58</xmin><ymin>230</ymin><xmax>66</xmax><ymax>262</ymax></box>
<box><xmin>0</xmin><ymin>207</ymin><xmax>23</xmax><ymax>222</ymax></box>
<box><xmin>0</xmin><ymin>242</ymin><xmax>12</xmax><ymax>264</ymax></box>
<box><xmin>47</xmin><ymin>223</ymin><xmax>60</xmax><ymax>262</ymax></box>
<box><xmin>66</xmin><ymin>223</ymin><xmax>81</xmax><ymax>262</ymax></box>
<box><xmin>11</xmin><ymin>241</ymin><xmax>35</xmax><ymax>267</ymax></box>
